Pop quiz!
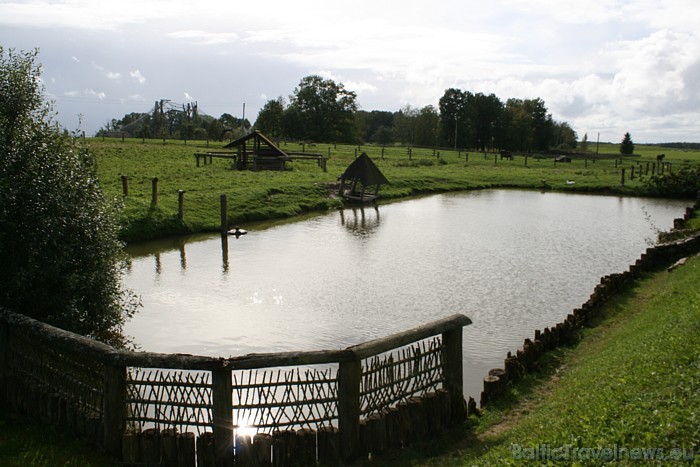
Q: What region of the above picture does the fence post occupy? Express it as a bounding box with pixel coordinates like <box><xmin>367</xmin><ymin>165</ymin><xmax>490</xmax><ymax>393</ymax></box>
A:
<box><xmin>212</xmin><ymin>367</ymin><xmax>233</xmax><ymax>466</ymax></box>
<box><xmin>337</xmin><ymin>359</ymin><xmax>361</xmax><ymax>461</ymax></box>
<box><xmin>121</xmin><ymin>175</ymin><xmax>129</xmax><ymax>197</ymax></box>
<box><xmin>0</xmin><ymin>320</ymin><xmax>8</xmax><ymax>404</ymax></box>
<box><xmin>103</xmin><ymin>364</ymin><xmax>126</xmax><ymax>458</ymax></box>
<box><xmin>442</xmin><ymin>326</ymin><xmax>465</xmax><ymax>423</ymax></box>
<box><xmin>151</xmin><ymin>177</ymin><xmax>158</xmax><ymax>206</ymax></box>
<box><xmin>620</xmin><ymin>168</ymin><xmax>626</xmax><ymax>186</ymax></box>
<box><xmin>220</xmin><ymin>194</ymin><xmax>228</xmax><ymax>235</ymax></box>
<box><xmin>178</xmin><ymin>190</ymin><xmax>185</xmax><ymax>222</ymax></box>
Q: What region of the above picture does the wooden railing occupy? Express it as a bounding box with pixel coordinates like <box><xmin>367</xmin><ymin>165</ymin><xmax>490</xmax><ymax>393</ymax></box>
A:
<box><xmin>0</xmin><ymin>308</ymin><xmax>471</xmax><ymax>465</ymax></box>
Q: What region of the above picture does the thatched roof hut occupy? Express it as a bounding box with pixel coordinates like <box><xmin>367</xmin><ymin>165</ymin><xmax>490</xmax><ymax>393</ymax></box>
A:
<box><xmin>338</xmin><ymin>152</ymin><xmax>389</xmax><ymax>203</ymax></box>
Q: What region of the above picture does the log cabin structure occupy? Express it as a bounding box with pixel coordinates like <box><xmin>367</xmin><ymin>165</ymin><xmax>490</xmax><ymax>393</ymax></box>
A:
<box><xmin>338</xmin><ymin>152</ymin><xmax>389</xmax><ymax>203</ymax></box>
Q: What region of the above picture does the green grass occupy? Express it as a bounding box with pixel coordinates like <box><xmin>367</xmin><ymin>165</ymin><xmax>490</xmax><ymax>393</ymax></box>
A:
<box><xmin>373</xmin><ymin>251</ymin><xmax>700</xmax><ymax>466</ymax></box>
<box><xmin>0</xmin><ymin>415</ymin><xmax>117</xmax><ymax>466</ymax></box>
<box><xmin>89</xmin><ymin>138</ymin><xmax>700</xmax><ymax>242</ymax></box>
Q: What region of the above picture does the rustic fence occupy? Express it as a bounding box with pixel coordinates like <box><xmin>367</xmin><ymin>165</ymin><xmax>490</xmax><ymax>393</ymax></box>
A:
<box><xmin>0</xmin><ymin>310</ymin><xmax>471</xmax><ymax>465</ymax></box>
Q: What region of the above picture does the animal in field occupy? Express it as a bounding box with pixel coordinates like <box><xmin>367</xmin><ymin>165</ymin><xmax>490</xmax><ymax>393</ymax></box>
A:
<box><xmin>656</xmin><ymin>154</ymin><xmax>665</xmax><ymax>162</ymax></box>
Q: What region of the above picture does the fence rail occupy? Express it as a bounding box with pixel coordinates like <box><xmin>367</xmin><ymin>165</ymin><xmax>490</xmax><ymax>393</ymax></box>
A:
<box><xmin>0</xmin><ymin>308</ymin><xmax>471</xmax><ymax>465</ymax></box>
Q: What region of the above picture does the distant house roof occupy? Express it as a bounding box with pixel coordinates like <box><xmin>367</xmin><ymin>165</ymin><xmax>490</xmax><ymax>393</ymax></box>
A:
<box><xmin>340</xmin><ymin>152</ymin><xmax>389</xmax><ymax>187</ymax></box>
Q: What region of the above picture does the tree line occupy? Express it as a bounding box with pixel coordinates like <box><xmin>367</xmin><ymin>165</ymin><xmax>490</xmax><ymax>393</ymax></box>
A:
<box><xmin>255</xmin><ymin>75</ymin><xmax>578</xmax><ymax>152</ymax></box>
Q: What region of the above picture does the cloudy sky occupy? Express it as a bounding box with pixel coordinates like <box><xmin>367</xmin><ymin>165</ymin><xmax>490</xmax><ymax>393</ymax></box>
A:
<box><xmin>2</xmin><ymin>0</ymin><xmax>699</xmax><ymax>142</ymax></box>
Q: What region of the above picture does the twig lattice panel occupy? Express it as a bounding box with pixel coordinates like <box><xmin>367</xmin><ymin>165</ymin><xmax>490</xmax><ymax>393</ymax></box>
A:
<box><xmin>6</xmin><ymin>330</ymin><xmax>103</xmax><ymax>415</ymax></box>
<box><xmin>126</xmin><ymin>368</ymin><xmax>212</xmax><ymax>435</ymax></box>
<box><xmin>232</xmin><ymin>365</ymin><xmax>338</xmax><ymax>433</ymax></box>
<box><xmin>360</xmin><ymin>336</ymin><xmax>444</xmax><ymax>416</ymax></box>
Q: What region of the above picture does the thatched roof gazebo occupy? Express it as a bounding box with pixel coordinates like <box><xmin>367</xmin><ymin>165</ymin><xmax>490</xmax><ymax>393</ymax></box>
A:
<box><xmin>338</xmin><ymin>152</ymin><xmax>389</xmax><ymax>203</ymax></box>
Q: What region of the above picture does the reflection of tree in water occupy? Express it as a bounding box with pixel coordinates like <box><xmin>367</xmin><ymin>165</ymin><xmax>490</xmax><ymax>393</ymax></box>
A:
<box><xmin>339</xmin><ymin>206</ymin><xmax>381</xmax><ymax>238</ymax></box>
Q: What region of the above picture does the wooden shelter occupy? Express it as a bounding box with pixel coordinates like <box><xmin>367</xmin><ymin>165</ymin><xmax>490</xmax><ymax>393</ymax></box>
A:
<box><xmin>338</xmin><ymin>152</ymin><xmax>389</xmax><ymax>203</ymax></box>
<box><xmin>223</xmin><ymin>130</ymin><xmax>290</xmax><ymax>170</ymax></box>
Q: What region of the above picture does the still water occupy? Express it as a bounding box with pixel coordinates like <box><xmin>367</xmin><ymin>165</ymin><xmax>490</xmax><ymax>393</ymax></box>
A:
<box><xmin>123</xmin><ymin>190</ymin><xmax>689</xmax><ymax>399</ymax></box>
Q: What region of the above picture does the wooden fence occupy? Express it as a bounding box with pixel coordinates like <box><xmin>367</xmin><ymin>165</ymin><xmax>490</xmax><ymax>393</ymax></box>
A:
<box><xmin>0</xmin><ymin>309</ymin><xmax>471</xmax><ymax>465</ymax></box>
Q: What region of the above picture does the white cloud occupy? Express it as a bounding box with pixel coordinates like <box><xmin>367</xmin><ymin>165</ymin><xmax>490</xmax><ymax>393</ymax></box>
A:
<box><xmin>169</xmin><ymin>30</ymin><xmax>239</xmax><ymax>45</ymax></box>
<box><xmin>5</xmin><ymin>0</ymin><xmax>700</xmax><ymax>141</ymax></box>
<box><xmin>130</xmin><ymin>70</ymin><xmax>146</xmax><ymax>84</ymax></box>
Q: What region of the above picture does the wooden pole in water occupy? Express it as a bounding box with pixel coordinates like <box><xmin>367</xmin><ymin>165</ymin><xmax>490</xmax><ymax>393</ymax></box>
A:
<box><xmin>178</xmin><ymin>190</ymin><xmax>185</xmax><ymax>221</ymax></box>
<box><xmin>220</xmin><ymin>194</ymin><xmax>228</xmax><ymax>235</ymax></box>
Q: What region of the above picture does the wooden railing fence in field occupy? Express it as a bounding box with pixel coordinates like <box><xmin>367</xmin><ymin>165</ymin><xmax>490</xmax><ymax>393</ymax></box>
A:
<box><xmin>0</xmin><ymin>308</ymin><xmax>471</xmax><ymax>465</ymax></box>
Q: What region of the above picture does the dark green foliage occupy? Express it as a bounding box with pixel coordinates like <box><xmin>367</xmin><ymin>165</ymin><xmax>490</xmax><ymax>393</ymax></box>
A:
<box><xmin>643</xmin><ymin>165</ymin><xmax>700</xmax><ymax>198</ymax></box>
<box><xmin>0</xmin><ymin>47</ymin><xmax>137</xmax><ymax>344</ymax></box>
<box><xmin>620</xmin><ymin>132</ymin><xmax>635</xmax><ymax>154</ymax></box>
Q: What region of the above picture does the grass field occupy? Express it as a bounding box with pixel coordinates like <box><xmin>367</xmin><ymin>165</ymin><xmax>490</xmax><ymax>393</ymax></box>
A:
<box><xmin>90</xmin><ymin>138</ymin><xmax>700</xmax><ymax>242</ymax></box>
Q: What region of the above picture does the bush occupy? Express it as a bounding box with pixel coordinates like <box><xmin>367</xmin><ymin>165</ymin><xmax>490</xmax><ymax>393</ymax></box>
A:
<box><xmin>0</xmin><ymin>47</ymin><xmax>137</xmax><ymax>344</ymax></box>
<box><xmin>643</xmin><ymin>165</ymin><xmax>700</xmax><ymax>198</ymax></box>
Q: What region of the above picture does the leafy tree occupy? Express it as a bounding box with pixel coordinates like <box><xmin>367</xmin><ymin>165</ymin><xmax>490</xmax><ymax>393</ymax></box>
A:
<box><xmin>580</xmin><ymin>132</ymin><xmax>589</xmax><ymax>152</ymax></box>
<box><xmin>0</xmin><ymin>47</ymin><xmax>138</xmax><ymax>344</ymax></box>
<box><xmin>413</xmin><ymin>105</ymin><xmax>441</xmax><ymax>147</ymax></box>
<box><xmin>254</xmin><ymin>97</ymin><xmax>286</xmax><ymax>137</ymax></box>
<box><xmin>620</xmin><ymin>132</ymin><xmax>635</xmax><ymax>155</ymax></box>
<box><xmin>392</xmin><ymin>105</ymin><xmax>418</xmax><ymax>145</ymax></box>
<box><xmin>438</xmin><ymin>88</ymin><xmax>470</xmax><ymax>148</ymax></box>
<box><xmin>286</xmin><ymin>75</ymin><xmax>359</xmax><ymax>143</ymax></box>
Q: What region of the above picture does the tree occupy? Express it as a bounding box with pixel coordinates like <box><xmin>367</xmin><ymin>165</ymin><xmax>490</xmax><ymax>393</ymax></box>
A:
<box><xmin>580</xmin><ymin>133</ymin><xmax>589</xmax><ymax>152</ymax></box>
<box><xmin>0</xmin><ymin>47</ymin><xmax>138</xmax><ymax>344</ymax></box>
<box><xmin>286</xmin><ymin>75</ymin><xmax>359</xmax><ymax>143</ymax></box>
<box><xmin>254</xmin><ymin>97</ymin><xmax>286</xmax><ymax>137</ymax></box>
<box><xmin>620</xmin><ymin>132</ymin><xmax>635</xmax><ymax>155</ymax></box>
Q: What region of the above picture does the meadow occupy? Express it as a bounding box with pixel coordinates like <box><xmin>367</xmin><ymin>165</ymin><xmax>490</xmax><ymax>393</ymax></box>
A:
<box><xmin>90</xmin><ymin>138</ymin><xmax>700</xmax><ymax>242</ymax></box>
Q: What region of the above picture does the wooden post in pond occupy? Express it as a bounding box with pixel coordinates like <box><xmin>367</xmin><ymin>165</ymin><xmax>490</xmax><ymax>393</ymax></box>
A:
<box><xmin>103</xmin><ymin>364</ymin><xmax>126</xmax><ymax>458</ymax></box>
<box><xmin>212</xmin><ymin>367</ymin><xmax>233</xmax><ymax>465</ymax></box>
<box><xmin>178</xmin><ymin>190</ymin><xmax>185</xmax><ymax>221</ymax></box>
<box><xmin>337</xmin><ymin>359</ymin><xmax>361</xmax><ymax>461</ymax></box>
<box><xmin>151</xmin><ymin>177</ymin><xmax>158</xmax><ymax>206</ymax></box>
<box><xmin>121</xmin><ymin>175</ymin><xmax>129</xmax><ymax>197</ymax></box>
<box><xmin>220</xmin><ymin>195</ymin><xmax>228</xmax><ymax>235</ymax></box>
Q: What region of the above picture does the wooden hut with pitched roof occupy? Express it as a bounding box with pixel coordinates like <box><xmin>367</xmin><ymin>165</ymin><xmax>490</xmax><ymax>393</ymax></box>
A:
<box><xmin>338</xmin><ymin>152</ymin><xmax>389</xmax><ymax>203</ymax></box>
<box><xmin>223</xmin><ymin>130</ymin><xmax>291</xmax><ymax>170</ymax></box>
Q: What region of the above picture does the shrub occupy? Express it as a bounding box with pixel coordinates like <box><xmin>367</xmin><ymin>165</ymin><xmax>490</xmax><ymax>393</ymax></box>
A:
<box><xmin>643</xmin><ymin>165</ymin><xmax>700</xmax><ymax>198</ymax></box>
<box><xmin>0</xmin><ymin>47</ymin><xmax>138</xmax><ymax>344</ymax></box>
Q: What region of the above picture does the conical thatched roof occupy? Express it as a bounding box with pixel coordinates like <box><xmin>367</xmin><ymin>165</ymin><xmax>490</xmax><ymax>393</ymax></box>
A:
<box><xmin>340</xmin><ymin>152</ymin><xmax>388</xmax><ymax>187</ymax></box>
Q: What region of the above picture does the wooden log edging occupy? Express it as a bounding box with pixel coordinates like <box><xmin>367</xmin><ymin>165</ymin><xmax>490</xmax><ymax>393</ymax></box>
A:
<box><xmin>479</xmin><ymin>199</ymin><xmax>700</xmax><ymax>409</ymax></box>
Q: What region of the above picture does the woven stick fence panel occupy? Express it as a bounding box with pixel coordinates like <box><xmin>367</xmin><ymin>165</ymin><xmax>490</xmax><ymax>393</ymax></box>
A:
<box><xmin>6</xmin><ymin>329</ymin><xmax>103</xmax><ymax>415</ymax></box>
<box><xmin>232</xmin><ymin>365</ymin><xmax>338</xmax><ymax>434</ymax></box>
<box><xmin>360</xmin><ymin>336</ymin><xmax>444</xmax><ymax>416</ymax></box>
<box><xmin>126</xmin><ymin>368</ymin><xmax>212</xmax><ymax>435</ymax></box>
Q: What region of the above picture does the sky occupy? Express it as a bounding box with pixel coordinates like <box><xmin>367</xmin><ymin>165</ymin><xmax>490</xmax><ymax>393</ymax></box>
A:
<box><xmin>2</xmin><ymin>0</ymin><xmax>699</xmax><ymax>143</ymax></box>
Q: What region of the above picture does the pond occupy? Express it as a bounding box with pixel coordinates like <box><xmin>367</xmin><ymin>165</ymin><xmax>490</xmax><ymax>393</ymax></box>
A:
<box><xmin>123</xmin><ymin>190</ymin><xmax>690</xmax><ymax>399</ymax></box>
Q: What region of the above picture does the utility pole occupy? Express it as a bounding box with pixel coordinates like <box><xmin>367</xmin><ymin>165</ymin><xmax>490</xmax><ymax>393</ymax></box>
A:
<box><xmin>596</xmin><ymin>132</ymin><xmax>600</xmax><ymax>155</ymax></box>
<box><xmin>454</xmin><ymin>116</ymin><xmax>458</xmax><ymax>151</ymax></box>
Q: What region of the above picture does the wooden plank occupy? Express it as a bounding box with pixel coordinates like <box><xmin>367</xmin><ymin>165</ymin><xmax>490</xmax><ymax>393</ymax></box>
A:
<box><xmin>349</xmin><ymin>314</ymin><xmax>472</xmax><ymax>359</ymax></box>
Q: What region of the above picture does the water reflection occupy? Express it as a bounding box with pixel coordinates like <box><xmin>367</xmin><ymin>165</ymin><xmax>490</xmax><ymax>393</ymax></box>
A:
<box><xmin>339</xmin><ymin>206</ymin><xmax>381</xmax><ymax>238</ymax></box>
<box><xmin>221</xmin><ymin>234</ymin><xmax>229</xmax><ymax>273</ymax></box>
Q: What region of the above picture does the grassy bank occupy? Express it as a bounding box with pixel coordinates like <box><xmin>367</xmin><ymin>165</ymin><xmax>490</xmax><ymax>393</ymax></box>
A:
<box><xmin>89</xmin><ymin>138</ymin><xmax>700</xmax><ymax>242</ymax></box>
<box><xmin>376</xmin><ymin>249</ymin><xmax>700</xmax><ymax>465</ymax></box>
